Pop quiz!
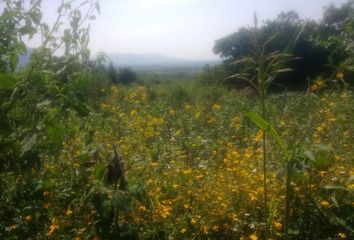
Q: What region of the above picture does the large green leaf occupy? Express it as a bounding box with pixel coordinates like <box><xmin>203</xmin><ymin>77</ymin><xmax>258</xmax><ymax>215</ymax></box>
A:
<box><xmin>245</xmin><ymin>111</ymin><xmax>290</xmax><ymax>160</ymax></box>
<box><xmin>111</xmin><ymin>190</ymin><xmax>131</xmax><ymax>212</ymax></box>
<box><xmin>94</xmin><ymin>163</ymin><xmax>107</xmax><ymax>181</ymax></box>
<box><xmin>0</xmin><ymin>73</ymin><xmax>15</xmax><ymax>89</ymax></box>
<box><xmin>47</xmin><ymin>124</ymin><xmax>65</xmax><ymax>150</ymax></box>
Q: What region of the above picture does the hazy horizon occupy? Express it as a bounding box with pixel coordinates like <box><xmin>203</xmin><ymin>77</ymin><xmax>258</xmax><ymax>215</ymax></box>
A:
<box><xmin>31</xmin><ymin>0</ymin><xmax>348</xmax><ymax>61</ymax></box>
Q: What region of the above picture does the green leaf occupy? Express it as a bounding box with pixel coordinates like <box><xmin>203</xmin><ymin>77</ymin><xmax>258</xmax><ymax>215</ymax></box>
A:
<box><xmin>274</xmin><ymin>68</ymin><xmax>293</xmax><ymax>73</ymax></box>
<box><xmin>36</xmin><ymin>99</ymin><xmax>52</xmax><ymax>108</ymax></box>
<box><xmin>315</xmin><ymin>155</ymin><xmax>333</xmax><ymax>168</ymax></box>
<box><xmin>47</xmin><ymin>125</ymin><xmax>65</xmax><ymax>150</ymax></box>
<box><xmin>304</xmin><ymin>151</ymin><xmax>315</xmax><ymax>162</ymax></box>
<box><xmin>245</xmin><ymin>111</ymin><xmax>290</xmax><ymax>160</ymax></box>
<box><xmin>347</xmin><ymin>175</ymin><xmax>354</xmax><ymax>184</ymax></box>
<box><xmin>0</xmin><ymin>74</ymin><xmax>16</xmax><ymax>89</ymax></box>
<box><xmin>21</xmin><ymin>134</ymin><xmax>37</xmax><ymax>156</ymax></box>
<box><xmin>111</xmin><ymin>190</ymin><xmax>131</xmax><ymax>211</ymax></box>
<box><xmin>313</xmin><ymin>144</ymin><xmax>334</xmax><ymax>152</ymax></box>
<box><xmin>129</xmin><ymin>184</ymin><xmax>146</xmax><ymax>202</ymax></box>
<box><xmin>284</xmin><ymin>22</ymin><xmax>306</xmax><ymax>53</ymax></box>
<box><xmin>0</xmin><ymin>114</ymin><xmax>12</xmax><ymax>135</ymax></box>
<box><xmin>292</xmin><ymin>171</ymin><xmax>309</xmax><ymax>184</ymax></box>
<box><xmin>231</xmin><ymin>57</ymin><xmax>255</xmax><ymax>65</ymax></box>
<box><xmin>323</xmin><ymin>184</ymin><xmax>346</xmax><ymax>191</ymax></box>
<box><xmin>73</xmin><ymin>102</ymin><xmax>90</xmax><ymax>117</ymax></box>
<box><xmin>10</xmin><ymin>53</ymin><xmax>19</xmax><ymax>69</ymax></box>
<box><xmin>94</xmin><ymin>163</ymin><xmax>106</xmax><ymax>181</ymax></box>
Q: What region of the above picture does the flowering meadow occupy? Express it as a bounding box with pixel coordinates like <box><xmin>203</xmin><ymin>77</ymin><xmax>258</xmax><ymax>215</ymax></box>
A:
<box><xmin>1</xmin><ymin>81</ymin><xmax>353</xmax><ymax>239</ymax></box>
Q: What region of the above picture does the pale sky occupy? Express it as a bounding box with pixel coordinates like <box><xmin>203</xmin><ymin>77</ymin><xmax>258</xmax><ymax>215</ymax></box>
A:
<box><xmin>38</xmin><ymin>0</ymin><xmax>347</xmax><ymax>60</ymax></box>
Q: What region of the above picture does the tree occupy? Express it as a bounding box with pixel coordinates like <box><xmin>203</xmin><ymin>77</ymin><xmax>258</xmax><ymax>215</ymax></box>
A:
<box><xmin>119</xmin><ymin>67</ymin><xmax>137</xmax><ymax>84</ymax></box>
<box><xmin>0</xmin><ymin>0</ymin><xmax>42</xmax><ymax>72</ymax></box>
<box><xmin>108</xmin><ymin>62</ymin><xmax>120</xmax><ymax>84</ymax></box>
<box><xmin>316</xmin><ymin>0</ymin><xmax>354</xmax><ymax>84</ymax></box>
<box><xmin>213</xmin><ymin>11</ymin><xmax>330</xmax><ymax>90</ymax></box>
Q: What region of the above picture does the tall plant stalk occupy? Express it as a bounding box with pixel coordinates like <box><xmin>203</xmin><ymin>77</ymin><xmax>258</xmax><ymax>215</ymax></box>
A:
<box><xmin>227</xmin><ymin>13</ymin><xmax>301</xmax><ymax>239</ymax></box>
<box><xmin>257</xmin><ymin>38</ymin><xmax>270</xmax><ymax>239</ymax></box>
<box><xmin>261</xmin><ymin>93</ymin><xmax>268</xmax><ymax>239</ymax></box>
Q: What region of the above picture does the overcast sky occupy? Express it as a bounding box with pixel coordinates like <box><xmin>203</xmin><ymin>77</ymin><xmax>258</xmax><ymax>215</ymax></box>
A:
<box><xmin>38</xmin><ymin>0</ymin><xmax>347</xmax><ymax>60</ymax></box>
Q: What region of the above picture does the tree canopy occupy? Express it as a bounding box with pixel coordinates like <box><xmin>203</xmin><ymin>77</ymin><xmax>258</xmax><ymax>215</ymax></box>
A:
<box><xmin>213</xmin><ymin>1</ymin><xmax>354</xmax><ymax>90</ymax></box>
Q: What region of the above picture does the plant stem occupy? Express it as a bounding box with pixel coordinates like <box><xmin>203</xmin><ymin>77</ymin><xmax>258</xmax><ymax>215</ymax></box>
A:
<box><xmin>261</xmin><ymin>93</ymin><xmax>269</xmax><ymax>240</ymax></box>
<box><xmin>284</xmin><ymin>161</ymin><xmax>292</xmax><ymax>240</ymax></box>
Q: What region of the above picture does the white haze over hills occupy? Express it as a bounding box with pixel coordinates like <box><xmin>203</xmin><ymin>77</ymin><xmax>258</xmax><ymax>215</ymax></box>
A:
<box><xmin>18</xmin><ymin>50</ymin><xmax>220</xmax><ymax>71</ymax></box>
<box><xmin>107</xmin><ymin>52</ymin><xmax>220</xmax><ymax>67</ymax></box>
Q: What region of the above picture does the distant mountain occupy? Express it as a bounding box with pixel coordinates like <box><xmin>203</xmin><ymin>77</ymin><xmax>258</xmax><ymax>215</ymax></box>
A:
<box><xmin>16</xmin><ymin>50</ymin><xmax>221</xmax><ymax>72</ymax></box>
<box><xmin>107</xmin><ymin>53</ymin><xmax>220</xmax><ymax>69</ymax></box>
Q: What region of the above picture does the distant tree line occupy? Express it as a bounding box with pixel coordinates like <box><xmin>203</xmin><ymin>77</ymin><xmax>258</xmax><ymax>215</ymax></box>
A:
<box><xmin>107</xmin><ymin>63</ymin><xmax>137</xmax><ymax>85</ymax></box>
<box><xmin>210</xmin><ymin>0</ymin><xmax>354</xmax><ymax>90</ymax></box>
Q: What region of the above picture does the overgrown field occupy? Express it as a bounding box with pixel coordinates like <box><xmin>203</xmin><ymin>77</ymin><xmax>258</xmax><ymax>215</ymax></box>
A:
<box><xmin>1</xmin><ymin>82</ymin><xmax>353</xmax><ymax>239</ymax></box>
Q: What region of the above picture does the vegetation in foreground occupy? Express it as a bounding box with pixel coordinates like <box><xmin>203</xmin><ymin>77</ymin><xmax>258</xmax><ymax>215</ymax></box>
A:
<box><xmin>1</xmin><ymin>81</ymin><xmax>354</xmax><ymax>239</ymax></box>
<box><xmin>1</xmin><ymin>0</ymin><xmax>354</xmax><ymax>239</ymax></box>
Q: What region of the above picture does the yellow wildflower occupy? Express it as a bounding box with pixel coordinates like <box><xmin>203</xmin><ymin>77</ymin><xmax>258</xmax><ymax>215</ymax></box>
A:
<box><xmin>320</xmin><ymin>200</ymin><xmax>330</xmax><ymax>208</ymax></box>
<box><xmin>250</xmin><ymin>233</ymin><xmax>258</xmax><ymax>240</ymax></box>
<box><xmin>319</xmin><ymin>171</ymin><xmax>327</xmax><ymax>177</ymax></box>
<box><xmin>232</xmin><ymin>116</ymin><xmax>241</xmax><ymax>128</ymax></box>
<box><xmin>336</xmin><ymin>72</ymin><xmax>344</xmax><ymax>80</ymax></box>
<box><xmin>130</xmin><ymin>109</ymin><xmax>137</xmax><ymax>117</ymax></box>
<box><xmin>9</xmin><ymin>224</ymin><xmax>17</xmax><ymax>231</ymax></box>
<box><xmin>47</xmin><ymin>223</ymin><xmax>59</xmax><ymax>236</ymax></box>
<box><xmin>195</xmin><ymin>112</ymin><xmax>201</xmax><ymax>119</ymax></box>
<box><xmin>111</xmin><ymin>86</ymin><xmax>118</xmax><ymax>93</ymax></box>
<box><xmin>201</xmin><ymin>225</ymin><xmax>208</xmax><ymax>233</ymax></box>
<box><xmin>254</xmin><ymin>130</ymin><xmax>263</xmax><ymax>142</ymax></box>
<box><xmin>273</xmin><ymin>221</ymin><xmax>282</xmax><ymax>230</ymax></box>
<box><xmin>212</xmin><ymin>103</ymin><xmax>221</xmax><ymax>110</ymax></box>
<box><xmin>138</xmin><ymin>205</ymin><xmax>147</xmax><ymax>212</ymax></box>
<box><xmin>182</xmin><ymin>169</ymin><xmax>192</xmax><ymax>174</ymax></box>
<box><xmin>180</xmin><ymin>228</ymin><xmax>187</xmax><ymax>234</ymax></box>
<box><xmin>66</xmin><ymin>209</ymin><xmax>73</xmax><ymax>216</ymax></box>
<box><xmin>25</xmin><ymin>215</ymin><xmax>32</xmax><ymax>222</ymax></box>
<box><xmin>47</xmin><ymin>218</ymin><xmax>59</xmax><ymax>236</ymax></box>
<box><xmin>337</xmin><ymin>232</ymin><xmax>347</xmax><ymax>239</ymax></box>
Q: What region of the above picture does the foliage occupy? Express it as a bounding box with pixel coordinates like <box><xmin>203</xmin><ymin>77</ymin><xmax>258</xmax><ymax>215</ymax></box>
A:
<box><xmin>0</xmin><ymin>0</ymin><xmax>42</xmax><ymax>72</ymax></box>
<box><xmin>212</xmin><ymin>2</ymin><xmax>354</xmax><ymax>90</ymax></box>
<box><xmin>107</xmin><ymin>64</ymin><xmax>138</xmax><ymax>85</ymax></box>
<box><xmin>119</xmin><ymin>67</ymin><xmax>137</xmax><ymax>85</ymax></box>
<box><xmin>314</xmin><ymin>0</ymin><xmax>354</xmax><ymax>85</ymax></box>
<box><xmin>2</xmin><ymin>79</ymin><xmax>354</xmax><ymax>239</ymax></box>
